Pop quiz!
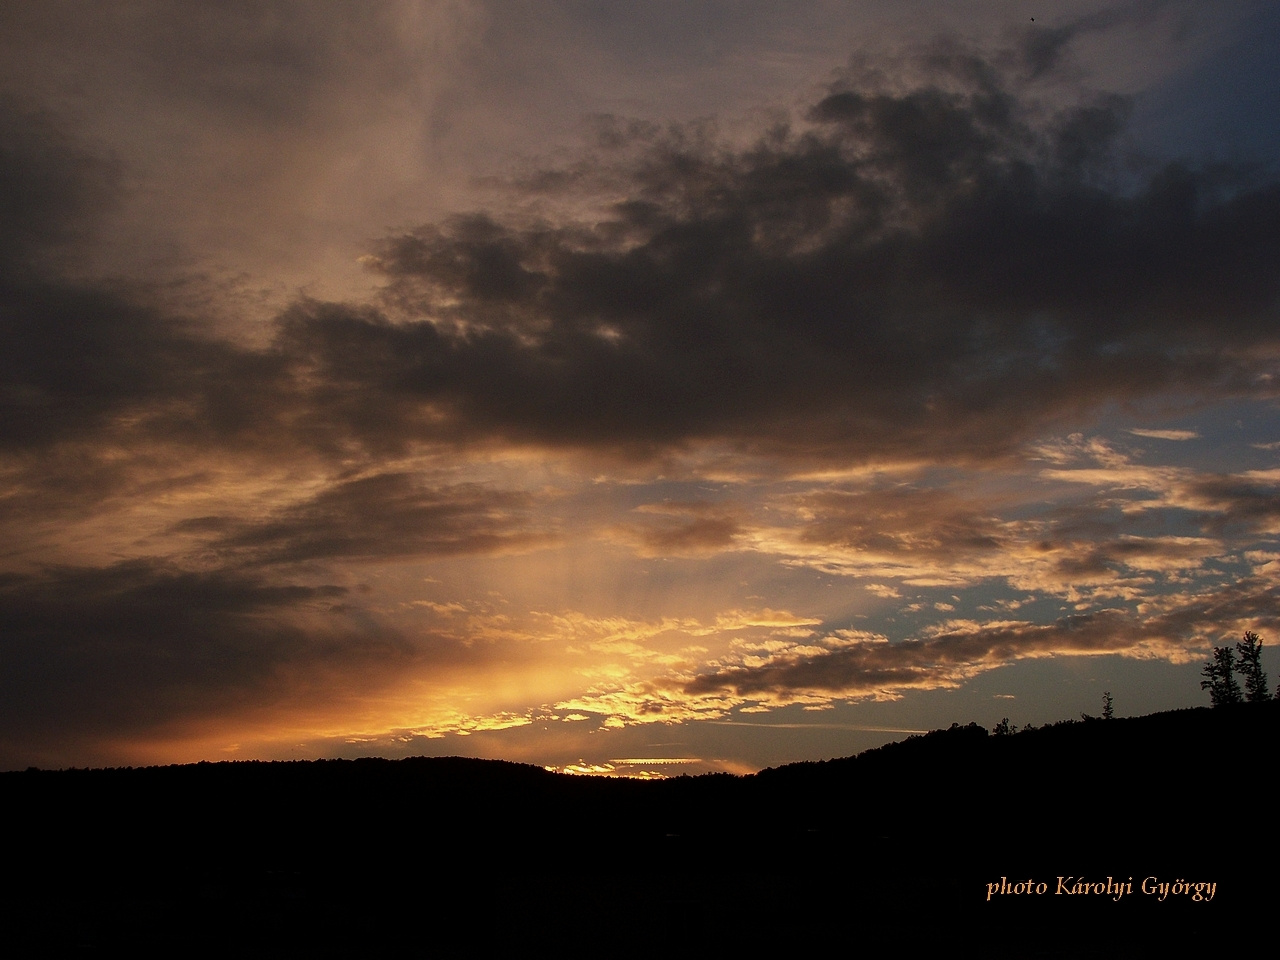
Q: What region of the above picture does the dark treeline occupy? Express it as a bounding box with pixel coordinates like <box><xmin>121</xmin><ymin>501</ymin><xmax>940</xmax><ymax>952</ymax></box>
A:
<box><xmin>7</xmin><ymin>700</ymin><xmax>1277</xmax><ymax>955</ymax></box>
<box><xmin>1202</xmin><ymin>630</ymin><xmax>1273</xmax><ymax>705</ymax></box>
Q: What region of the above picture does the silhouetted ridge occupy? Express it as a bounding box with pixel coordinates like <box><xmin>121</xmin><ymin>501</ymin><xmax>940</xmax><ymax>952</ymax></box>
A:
<box><xmin>8</xmin><ymin>703</ymin><xmax>1273</xmax><ymax>954</ymax></box>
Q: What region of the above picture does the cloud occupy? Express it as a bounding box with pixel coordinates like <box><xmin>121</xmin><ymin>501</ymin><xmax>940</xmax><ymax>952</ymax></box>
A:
<box><xmin>1128</xmin><ymin>428</ymin><xmax>1200</xmax><ymax>440</ymax></box>
<box><xmin>1034</xmin><ymin>437</ymin><xmax>1280</xmax><ymax>537</ymax></box>
<box><xmin>1180</xmin><ymin>473</ymin><xmax>1280</xmax><ymax>535</ymax></box>
<box><xmin>0</xmin><ymin>95</ymin><xmax>120</xmax><ymax>268</ymax></box>
<box><xmin>290</xmin><ymin>42</ymin><xmax>1279</xmax><ymax>466</ymax></box>
<box><xmin>4</xmin><ymin>39</ymin><xmax>1278</xmax><ymax>472</ymax></box>
<box><xmin>682</xmin><ymin>574</ymin><xmax>1280</xmax><ymax>704</ymax></box>
<box><xmin>710</xmin><ymin>438</ymin><xmax>1280</xmax><ymax>615</ymax></box>
<box><xmin>0</xmin><ymin>559</ymin><xmax>418</xmax><ymax>762</ymax></box>
<box><xmin>1</xmin><ymin>12</ymin><xmax>1277</xmax><ymax>769</ymax></box>
<box><xmin>608</xmin><ymin>500</ymin><xmax>744</xmax><ymax>556</ymax></box>
<box><xmin>0</xmin><ymin>2</ymin><xmax>507</xmax><ymax>303</ymax></box>
<box><xmin>0</xmin><ymin>100</ymin><xmax>293</xmax><ymax>457</ymax></box>
<box><xmin>1012</xmin><ymin>0</ymin><xmax>1183</xmax><ymax>80</ymax></box>
<box><xmin>200</xmin><ymin>471</ymin><xmax>554</xmax><ymax>564</ymax></box>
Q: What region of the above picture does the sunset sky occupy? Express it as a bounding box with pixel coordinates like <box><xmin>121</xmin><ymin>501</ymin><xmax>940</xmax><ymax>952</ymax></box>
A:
<box><xmin>2</xmin><ymin>0</ymin><xmax>1278</xmax><ymax>774</ymax></box>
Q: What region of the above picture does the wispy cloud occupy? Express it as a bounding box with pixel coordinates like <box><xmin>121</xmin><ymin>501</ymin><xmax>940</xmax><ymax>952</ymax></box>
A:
<box><xmin>682</xmin><ymin>575</ymin><xmax>1280</xmax><ymax>706</ymax></box>
<box><xmin>1129</xmin><ymin>428</ymin><xmax>1200</xmax><ymax>441</ymax></box>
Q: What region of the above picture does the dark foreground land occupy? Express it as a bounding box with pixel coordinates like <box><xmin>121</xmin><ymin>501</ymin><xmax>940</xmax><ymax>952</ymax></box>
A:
<box><xmin>5</xmin><ymin>701</ymin><xmax>1276</xmax><ymax>955</ymax></box>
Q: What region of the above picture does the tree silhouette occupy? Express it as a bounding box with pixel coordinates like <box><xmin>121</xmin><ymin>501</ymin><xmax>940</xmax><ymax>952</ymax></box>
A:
<box><xmin>1102</xmin><ymin>691</ymin><xmax>1114</xmax><ymax>720</ymax></box>
<box><xmin>1200</xmin><ymin>645</ymin><xmax>1242</xmax><ymax>707</ymax></box>
<box><xmin>1235</xmin><ymin>631</ymin><xmax>1269</xmax><ymax>702</ymax></box>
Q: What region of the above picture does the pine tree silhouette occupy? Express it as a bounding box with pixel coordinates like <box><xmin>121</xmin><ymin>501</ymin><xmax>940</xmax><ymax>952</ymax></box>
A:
<box><xmin>1235</xmin><ymin>631</ymin><xmax>1269</xmax><ymax>702</ymax></box>
<box><xmin>1200</xmin><ymin>645</ymin><xmax>1242</xmax><ymax>707</ymax></box>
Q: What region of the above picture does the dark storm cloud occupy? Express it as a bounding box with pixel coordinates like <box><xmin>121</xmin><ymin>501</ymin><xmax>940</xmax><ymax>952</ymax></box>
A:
<box><xmin>0</xmin><ymin>98</ymin><xmax>159</xmax><ymax>445</ymax></box>
<box><xmin>0</xmin><ymin>275</ymin><xmax>288</xmax><ymax>452</ymax></box>
<box><xmin>0</xmin><ymin>473</ymin><xmax>550</xmax><ymax>763</ymax></box>
<box><xmin>0</xmin><ymin>97</ymin><xmax>292</xmax><ymax>455</ymax></box>
<box><xmin>684</xmin><ymin>574</ymin><xmax>1280</xmax><ymax>700</ymax></box>
<box><xmin>323</xmin><ymin>43</ymin><xmax>1279</xmax><ymax>462</ymax></box>
<box><xmin>195</xmin><ymin>472</ymin><xmax>553</xmax><ymax>564</ymax></box>
<box><xmin>0</xmin><ymin>96</ymin><xmax>120</xmax><ymax>267</ymax></box>
<box><xmin>0</xmin><ymin>560</ymin><xmax>400</xmax><ymax>747</ymax></box>
<box><xmin>4</xmin><ymin>40</ymin><xmax>1277</xmax><ymax>467</ymax></box>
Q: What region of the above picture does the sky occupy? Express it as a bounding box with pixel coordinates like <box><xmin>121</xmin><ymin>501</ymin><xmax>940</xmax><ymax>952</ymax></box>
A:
<box><xmin>2</xmin><ymin>0</ymin><xmax>1278</xmax><ymax>774</ymax></box>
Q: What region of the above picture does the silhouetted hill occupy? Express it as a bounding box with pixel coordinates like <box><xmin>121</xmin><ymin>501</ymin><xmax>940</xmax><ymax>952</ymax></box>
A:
<box><xmin>756</xmin><ymin>701</ymin><xmax>1278</xmax><ymax>851</ymax></box>
<box><xmin>6</xmin><ymin>701</ymin><xmax>1274</xmax><ymax>955</ymax></box>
